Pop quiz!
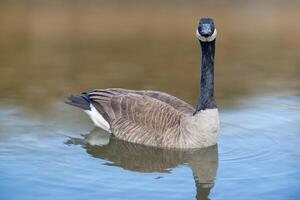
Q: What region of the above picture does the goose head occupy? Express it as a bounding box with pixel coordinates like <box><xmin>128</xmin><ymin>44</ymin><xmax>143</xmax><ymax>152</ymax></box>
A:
<box><xmin>196</xmin><ymin>18</ymin><xmax>217</xmax><ymax>42</ymax></box>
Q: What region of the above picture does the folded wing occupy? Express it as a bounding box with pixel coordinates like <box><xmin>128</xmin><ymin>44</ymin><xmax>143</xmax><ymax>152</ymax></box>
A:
<box><xmin>87</xmin><ymin>89</ymin><xmax>188</xmax><ymax>147</ymax></box>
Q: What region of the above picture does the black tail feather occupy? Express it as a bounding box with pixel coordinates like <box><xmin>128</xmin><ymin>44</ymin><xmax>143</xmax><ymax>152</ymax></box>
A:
<box><xmin>65</xmin><ymin>94</ymin><xmax>91</xmax><ymax>110</ymax></box>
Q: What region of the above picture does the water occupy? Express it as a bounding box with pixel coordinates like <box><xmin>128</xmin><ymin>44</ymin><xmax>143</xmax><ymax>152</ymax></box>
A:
<box><xmin>1</xmin><ymin>1</ymin><xmax>300</xmax><ymax>200</ymax></box>
<box><xmin>1</xmin><ymin>94</ymin><xmax>299</xmax><ymax>200</ymax></box>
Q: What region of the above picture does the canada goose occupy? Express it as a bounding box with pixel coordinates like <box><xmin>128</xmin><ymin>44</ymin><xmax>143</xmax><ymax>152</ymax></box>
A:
<box><xmin>66</xmin><ymin>18</ymin><xmax>219</xmax><ymax>149</ymax></box>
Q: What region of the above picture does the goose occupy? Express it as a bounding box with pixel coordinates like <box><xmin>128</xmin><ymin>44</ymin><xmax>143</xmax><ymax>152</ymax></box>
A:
<box><xmin>66</xmin><ymin>18</ymin><xmax>219</xmax><ymax>149</ymax></box>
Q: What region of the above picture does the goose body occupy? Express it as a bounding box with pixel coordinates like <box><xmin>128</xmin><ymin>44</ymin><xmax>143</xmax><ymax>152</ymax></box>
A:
<box><xmin>66</xmin><ymin>18</ymin><xmax>220</xmax><ymax>149</ymax></box>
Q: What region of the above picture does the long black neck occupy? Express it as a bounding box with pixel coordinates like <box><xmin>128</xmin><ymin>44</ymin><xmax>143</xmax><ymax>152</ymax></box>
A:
<box><xmin>195</xmin><ymin>40</ymin><xmax>216</xmax><ymax>113</ymax></box>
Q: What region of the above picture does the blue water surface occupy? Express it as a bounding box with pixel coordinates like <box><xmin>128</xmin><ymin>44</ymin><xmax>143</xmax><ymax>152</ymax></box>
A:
<box><xmin>0</xmin><ymin>94</ymin><xmax>299</xmax><ymax>200</ymax></box>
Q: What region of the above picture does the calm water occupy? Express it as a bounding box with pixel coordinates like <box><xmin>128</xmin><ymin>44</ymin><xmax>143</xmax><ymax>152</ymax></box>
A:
<box><xmin>0</xmin><ymin>94</ymin><xmax>300</xmax><ymax>200</ymax></box>
<box><xmin>1</xmin><ymin>1</ymin><xmax>300</xmax><ymax>200</ymax></box>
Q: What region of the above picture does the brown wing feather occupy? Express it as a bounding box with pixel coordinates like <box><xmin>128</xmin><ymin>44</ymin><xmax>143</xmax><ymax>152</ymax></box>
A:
<box><xmin>93</xmin><ymin>88</ymin><xmax>195</xmax><ymax>114</ymax></box>
<box><xmin>88</xmin><ymin>89</ymin><xmax>183</xmax><ymax>148</ymax></box>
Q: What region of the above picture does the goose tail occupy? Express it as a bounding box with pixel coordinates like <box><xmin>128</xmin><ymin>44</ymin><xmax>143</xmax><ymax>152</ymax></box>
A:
<box><xmin>65</xmin><ymin>94</ymin><xmax>91</xmax><ymax>110</ymax></box>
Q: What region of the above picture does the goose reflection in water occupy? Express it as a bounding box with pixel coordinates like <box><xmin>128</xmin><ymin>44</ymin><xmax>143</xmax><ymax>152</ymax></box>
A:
<box><xmin>67</xmin><ymin>128</ymin><xmax>219</xmax><ymax>200</ymax></box>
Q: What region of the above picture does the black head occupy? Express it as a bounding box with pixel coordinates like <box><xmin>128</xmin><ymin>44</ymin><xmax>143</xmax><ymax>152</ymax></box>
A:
<box><xmin>196</xmin><ymin>18</ymin><xmax>217</xmax><ymax>42</ymax></box>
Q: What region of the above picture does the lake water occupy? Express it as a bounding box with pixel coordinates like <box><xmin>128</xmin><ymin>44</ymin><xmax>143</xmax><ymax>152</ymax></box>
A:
<box><xmin>1</xmin><ymin>94</ymin><xmax>300</xmax><ymax>200</ymax></box>
<box><xmin>0</xmin><ymin>1</ymin><xmax>300</xmax><ymax>200</ymax></box>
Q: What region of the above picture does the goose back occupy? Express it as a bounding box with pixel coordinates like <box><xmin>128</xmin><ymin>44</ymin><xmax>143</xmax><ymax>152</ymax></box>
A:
<box><xmin>97</xmin><ymin>88</ymin><xmax>195</xmax><ymax>113</ymax></box>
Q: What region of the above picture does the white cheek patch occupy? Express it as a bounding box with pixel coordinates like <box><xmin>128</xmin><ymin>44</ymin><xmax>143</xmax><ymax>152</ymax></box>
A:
<box><xmin>196</xmin><ymin>29</ymin><xmax>217</xmax><ymax>42</ymax></box>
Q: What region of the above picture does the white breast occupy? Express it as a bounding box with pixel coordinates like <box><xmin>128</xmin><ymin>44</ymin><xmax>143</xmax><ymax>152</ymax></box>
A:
<box><xmin>84</xmin><ymin>104</ymin><xmax>111</xmax><ymax>133</ymax></box>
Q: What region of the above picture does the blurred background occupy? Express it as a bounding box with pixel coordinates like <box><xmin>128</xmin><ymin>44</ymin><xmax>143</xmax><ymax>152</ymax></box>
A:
<box><xmin>1</xmin><ymin>0</ymin><xmax>299</xmax><ymax>110</ymax></box>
